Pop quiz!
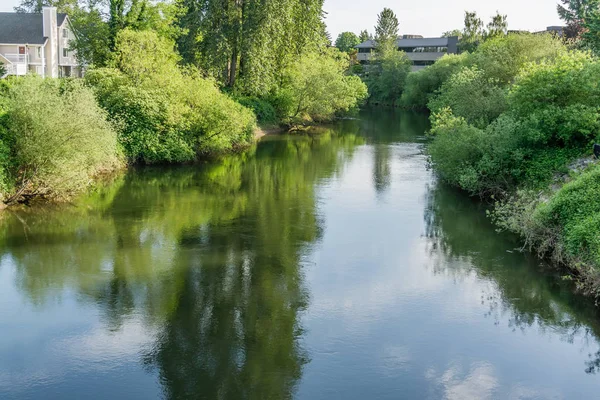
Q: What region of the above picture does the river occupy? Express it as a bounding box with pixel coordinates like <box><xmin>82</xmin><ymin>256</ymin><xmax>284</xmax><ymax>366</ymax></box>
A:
<box><xmin>1</xmin><ymin>108</ymin><xmax>600</xmax><ymax>399</ymax></box>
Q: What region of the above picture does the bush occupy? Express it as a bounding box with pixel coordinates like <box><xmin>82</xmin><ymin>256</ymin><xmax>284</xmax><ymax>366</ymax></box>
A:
<box><xmin>274</xmin><ymin>49</ymin><xmax>368</xmax><ymax>125</ymax></box>
<box><xmin>400</xmin><ymin>53</ymin><xmax>470</xmax><ymax>109</ymax></box>
<box><xmin>428</xmin><ymin>66</ymin><xmax>507</xmax><ymax>128</ymax></box>
<box><xmin>1</xmin><ymin>76</ymin><xmax>122</xmax><ymax>202</ymax></box>
<box><xmin>509</xmin><ymin>51</ymin><xmax>600</xmax><ymax>146</ymax></box>
<box><xmin>235</xmin><ymin>96</ymin><xmax>277</xmax><ymax>124</ymax></box>
<box><xmin>471</xmin><ymin>33</ymin><xmax>567</xmax><ymax>84</ymax></box>
<box><xmin>534</xmin><ymin>165</ymin><xmax>600</xmax><ymax>266</ymax></box>
<box><xmin>366</xmin><ymin>48</ymin><xmax>412</xmax><ymax>105</ymax></box>
<box><xmin>86</xmin><ymin>29</ymin><xmax>256</xmax><ymax>163</ymax></box>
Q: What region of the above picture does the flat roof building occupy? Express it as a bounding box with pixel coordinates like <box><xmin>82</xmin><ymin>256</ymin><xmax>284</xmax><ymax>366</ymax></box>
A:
<box><xmin>356</xmin><ymin>36</ymin><xmax>460</xmax><ymax>71</ymax></box>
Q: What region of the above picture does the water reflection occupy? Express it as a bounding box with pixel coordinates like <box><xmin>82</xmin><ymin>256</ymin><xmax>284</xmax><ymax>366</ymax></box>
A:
<box><xmin>0</xmin><ymin>128</ymin><xmax>364</xmax><ymax>399</ymax></box>
<box><xmin>424</xmin><ymin>182</ymin><xmax>600</xmax><ymax>372</ymax></box>
<box><xmin>2</xmin><ymin>110</ymin><xmax>600</xmax><ymax>399</ymax></box>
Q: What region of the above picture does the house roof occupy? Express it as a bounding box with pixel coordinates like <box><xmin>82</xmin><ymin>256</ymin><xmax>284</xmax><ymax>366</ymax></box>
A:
<box><xmin>356</xmin><ymin>37</ymin><xmax>456</xmax><ymax>49</ymax></box>
<box><xmin>0</xmin><ymin>12</ymin><xmax>68</xmax><ymax>45</ymax></box>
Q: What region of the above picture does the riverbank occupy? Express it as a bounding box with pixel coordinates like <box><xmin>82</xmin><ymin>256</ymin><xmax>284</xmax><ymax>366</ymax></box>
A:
<box><xmin>397</xmin><ymin>34</ymin><xmax>600</xmax><ymax>301</ymax></box>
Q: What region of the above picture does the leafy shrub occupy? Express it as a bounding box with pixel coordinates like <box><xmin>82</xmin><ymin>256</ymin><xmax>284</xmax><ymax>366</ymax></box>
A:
<box><xmin>509</xmin><ymin>51</ymin><xmax>600</xmax><ymax>146</ymax></box>
<box><xmin>366</xmin><ymin>48</ymin><xmax>412</xmax><ymax>105</ymax></box>
<box><xmin>428</xmin><ymin>66</ymin><xmax>507</xmax><ymax>128</ymax></box>
<box><xmin>471</xmin><ymin>33</ymin><xmax>567</xmax><ymax>84</ymax></box>
<box><xmin>429</xmin><ymin>109</ymin><xmax>529</xmax><ymax>195</ymax></box>
<box><xmin>274</xmin><ymin>49</ymin><xmax>368</xmax><ymax>125</ymax></box>
<box><xmin>534</xmin><ymin>165</ymin><xmax>600</xmax><ymax>266</ymax></box>
<box><xmin>235</xmin><ymin>96</ymin><xmax>277</xmax><ymax>124</ymax></box>
<box><xmin>1</xmin><ymin>76</ymin><xmax>122</xmax><ymax>202</ymax></box>
<box><xmin>400</xmin><ymin>53</ymin><xmax>470</xmax><ymax>109</ymax></box>
<box><xmin>86</xmin><ymin>29</ymin><xmax>256</xmax><ymax>163</ymax></box>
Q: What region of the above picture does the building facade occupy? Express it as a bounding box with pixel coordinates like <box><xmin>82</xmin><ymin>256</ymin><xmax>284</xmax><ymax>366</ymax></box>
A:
<box><xmin>0</xmin><ymin>7</ymin><xmax>81</xmax><ymax>78</ymax></box>
<box><xmin>356</xmin><ymin>35</ymin><xmax>460</xmax><ymax>71</ymax></box>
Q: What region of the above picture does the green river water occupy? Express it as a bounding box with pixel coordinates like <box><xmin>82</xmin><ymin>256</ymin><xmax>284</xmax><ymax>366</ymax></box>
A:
<box><xmin>2</xmin><ymin>109</ymin><xmax>600</xmax><ymax>399</ymax></box>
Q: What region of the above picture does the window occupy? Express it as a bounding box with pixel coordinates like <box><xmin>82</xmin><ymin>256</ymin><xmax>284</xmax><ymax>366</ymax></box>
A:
<box><xmin>358</xmin><ymin>48</ymin><xmax>372</xmax><ymax>54</ymax></box>
<box><xmin>37</xmin><ymin>47</ymin><xmax>42</xmax><ymax>59</ymax></box>
<box><xmin>63</xmin><ymin>48</ymin><xmax>68</xmax><ymax>58</ymax></box>
<box><xmin>62</xmin><ymin>29</ymin><xmax>68</xmax><ymax>38</ymax></box>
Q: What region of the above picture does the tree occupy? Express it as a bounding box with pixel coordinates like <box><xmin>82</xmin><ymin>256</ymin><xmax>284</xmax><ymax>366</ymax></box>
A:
<box><xmin>460</xmin><ymin>11</ymin><xmax>484</xmax><ymax>53</ymax></box>
<box><xmin>335</xmin><ymin>32</ymin><xmax>360</xmax><ymax>53</ymax></box>
<box><xmin>557</xmin><ymin>0</ymin><xmax>600</xmax><ymax>39</ymax></box>
<box><xmin>374</xmin><ymin>7</ymin><xmax>399</xmax><ymax>52</ymax></box>
<box><xmin>14</xmin><ymin>0</ymin><xmax>78</xmax><ymax>13</ymax></box>
<box><xmin>359</xmin><ymin>29</ymin><xmax>372</xmax><ymax>43</ymax></box>
<box><xmin>0</xmin><ymin>63</ymin><xmax>6</xmax><ymax>78</ymax></box>
<box><xmin>486</xmin><ymin>12</ymin><xmax>508</xmax><ymax>39</ymax></box>
<box><xmin>442</xmin><ymin>29</ymin><xmax>462</xmax><ymax>38</ymax></box>
<box><xmin>366</xmin><ymin>46</ymin><xmax>412</xmax><ymax>105</ymax></box>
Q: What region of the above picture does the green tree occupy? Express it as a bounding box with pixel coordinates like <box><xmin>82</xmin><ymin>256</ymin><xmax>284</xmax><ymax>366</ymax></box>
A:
<box><xmin>273</xmin><ymin>49</ymin><xmax>367</xmax><ymax>125</ymax></box>
<box><xmin>374</xmin><ymin>7</ymin><xmax>399</xmax><ymax>52</ymax></box>
<box><xmin>366</xmin><ymin>46</ymin><xmax>412</xmax><ymax>105</ymax></box>
<box><xmin>359</xmin><ymin>29</ymin><xmax>372</xmax><ymax>43</ymax></box>
<box><xmin>485</xmin><ymin>11</ymin><xmax>508</xmax><ymax>39</ymax></box>
<box><xmin>557</xmin><ymin>0</ymin><xmax>600</xmax><ymax>38</ymax></box>
<box><xmin>0</xmin><ymin>63</ymin><xmax>6</xmax><ymax>77</ymax></box>
<box><xmin>460</xmin><ymin>11</ymin><xmax>484</xmax><ymax>52</ymax></box>
<box><xmin>442</xmin><ymin>29</ymin><xmax>462</xmax><ymax>38</ymax></box>
<box><xmin>14</xmin><ymin>0</ymin><xmax>78</xmax><ymax>13</ymax></box>
<box><xmin>335</xmin><ymin>31</ymin><xmax>360</xmax><ymax>53</ymax></box>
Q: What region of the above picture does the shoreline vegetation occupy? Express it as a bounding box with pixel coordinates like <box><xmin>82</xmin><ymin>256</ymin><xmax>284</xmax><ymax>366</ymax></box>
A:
<box><xmin>4</xmin><ymin>1</ymin><xmax>600</xmax><ymax>302</ymax></box>
<box><xmin>0</xmin><ymin>4</ymin><xmax>367</xmax><ymax>206</ymax></box>
<box><xmin>388</xmin><ymin>21</ymin><xmax>600</xmax><ymax>301</ymax></box>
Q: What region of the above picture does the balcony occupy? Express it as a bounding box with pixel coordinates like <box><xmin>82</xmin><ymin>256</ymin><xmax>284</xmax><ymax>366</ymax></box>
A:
<box><xmin>1</xmin><ymin>53</ymin><xmax>29</xmax><ymax>76</ymax></box>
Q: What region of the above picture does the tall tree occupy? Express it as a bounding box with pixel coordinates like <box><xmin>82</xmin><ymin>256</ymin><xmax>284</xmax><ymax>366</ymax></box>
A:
<box><xmin>374</xmin><ymin>7</ymin><xmax>399</xmax><ymax>49</ymax></box>
<box><xmin>335</xmin><ymin>32</ymin><xmax>360</xmax><ymax>53</ymax></box>
<box><xmin>14</xmin><ymin>0</ymin><xmax>78</xmax><ymax>13</ymax></box>
<box><xmin>460</xmin><ymin>11</ymin><xmax>484</xmax><ymax>53</ymax></box>
<box><xmin>176</xmin><ymin>0</ymin><xmax>328</xmax><ymax>94</ymax></box>
<box><xmin>359</xmin><ymin>30</ymin><xmax>372</xmax><ymax>43</ymax></box>
<box><xmin>486</xmin><ymin>11</ymin><xmax>508</xmax><ymax>39</ymax></box>
<box><xmin>557</xmin><ymin>0</ymin><xmax>600</xmax><ymax>38</ymax></box>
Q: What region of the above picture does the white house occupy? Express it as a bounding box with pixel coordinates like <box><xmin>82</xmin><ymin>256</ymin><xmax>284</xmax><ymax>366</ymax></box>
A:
<box><xmin>0</xmin><ymin>7</ymin><xmax>81</xmax><ymax>78</ymax></box>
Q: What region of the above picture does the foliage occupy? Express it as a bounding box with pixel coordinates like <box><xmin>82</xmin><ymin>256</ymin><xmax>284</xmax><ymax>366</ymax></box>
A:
<box><xmin>0</xmin><ymin>76</ymin><xmax>122</xmax><ymax>203</ymax></box>
<box><xmin>400</xmin><ymin>53</ymin><xmax>470</xmax><ymax>109</ymax></box>
<box><xmin>557</xmin><ymin>0</ymin><xmax>599</xmax><ymax>39</ymax></box>
<box><xmin>359</xmin><ymin>30</ymin><xmax>372</xmax><ymax>43</ymax></box>
<box><xmin>485</xmin><ymin>12</ymin><xmax>508</xmax><ymax>39</ymax></box>
<box><xmin>509</xmin><ymin>51</ymin><xmax>600</xmax><ymax>145</ymax></box>
<box><xmin>176</xmin><ymin>0</ymin><xmax>328</xmax><ymax>93</ymax></box>
<box><xmin>86</xmin><ymin>29</ymin><xmax>256</xmax><ymax>163</ymax></box>
<box><xmin>428</xmin><ymin>66</ymin><xmax>507</xmax><ymax>128</ymax></box>
<box><xmin>335</xmin><ymin>32</ymin><xmax>361</xmax><ymax>53</ymax></box>
<box><xmin>374</xmin><ymin>8</ymin><xmax>399</xmax><ymax>52</ymax></box>
<box><xmin>0</xmin><ymin>63</ymin><xmax>6</xmax><ymax>78</ymax></box>
<box><xmin>442</xmin><ymin>29</ymin><xmax>462</xmax><ymax>38</ymax></box>
<box><xmin>460</xmin><ymin>11</ymin><xmax>485</xmax><ymax>53</ymax></box>
<box><xmin>273</xmin><ymin>49</ymin><xmax>367</xmax><ymax>125</ymax></box>
<box><xmin>471</xmin><ymin>33</ymin><xmax>567</xmax><ymax>84</ymax></box>
<box><xmin>235</xmin><ymin>96</ymin><xmax>277</xmax><ymax>124</ymax></box>
<box><xmin>366</xmin><ymin>47</ymin><xmax>412</xmax><ymax>105</ymax></box>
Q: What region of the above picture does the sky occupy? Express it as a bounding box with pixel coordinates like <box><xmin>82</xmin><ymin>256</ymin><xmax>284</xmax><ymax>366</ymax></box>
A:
<box><xmin>0</xmin><ymin>0</ymin><xmax>565</xmax><ymax>39</ymax></box>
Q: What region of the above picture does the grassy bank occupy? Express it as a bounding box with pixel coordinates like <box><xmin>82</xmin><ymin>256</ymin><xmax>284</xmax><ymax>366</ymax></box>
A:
<box><xmin>397</xmin><ymin>33</ymin><xmax>600</xmax><ymax>301</ymax></box>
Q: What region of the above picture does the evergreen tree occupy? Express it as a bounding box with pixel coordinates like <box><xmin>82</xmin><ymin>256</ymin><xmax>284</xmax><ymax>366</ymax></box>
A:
<box><xmin>374</xmin><ymin>7</ymin><xmax>399</xmax><ymax>51</ymax></box>
<box><xmin>359</xmin><ymin>30</ymin><xmax>372</xmax><ymax>43</ymax></box>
